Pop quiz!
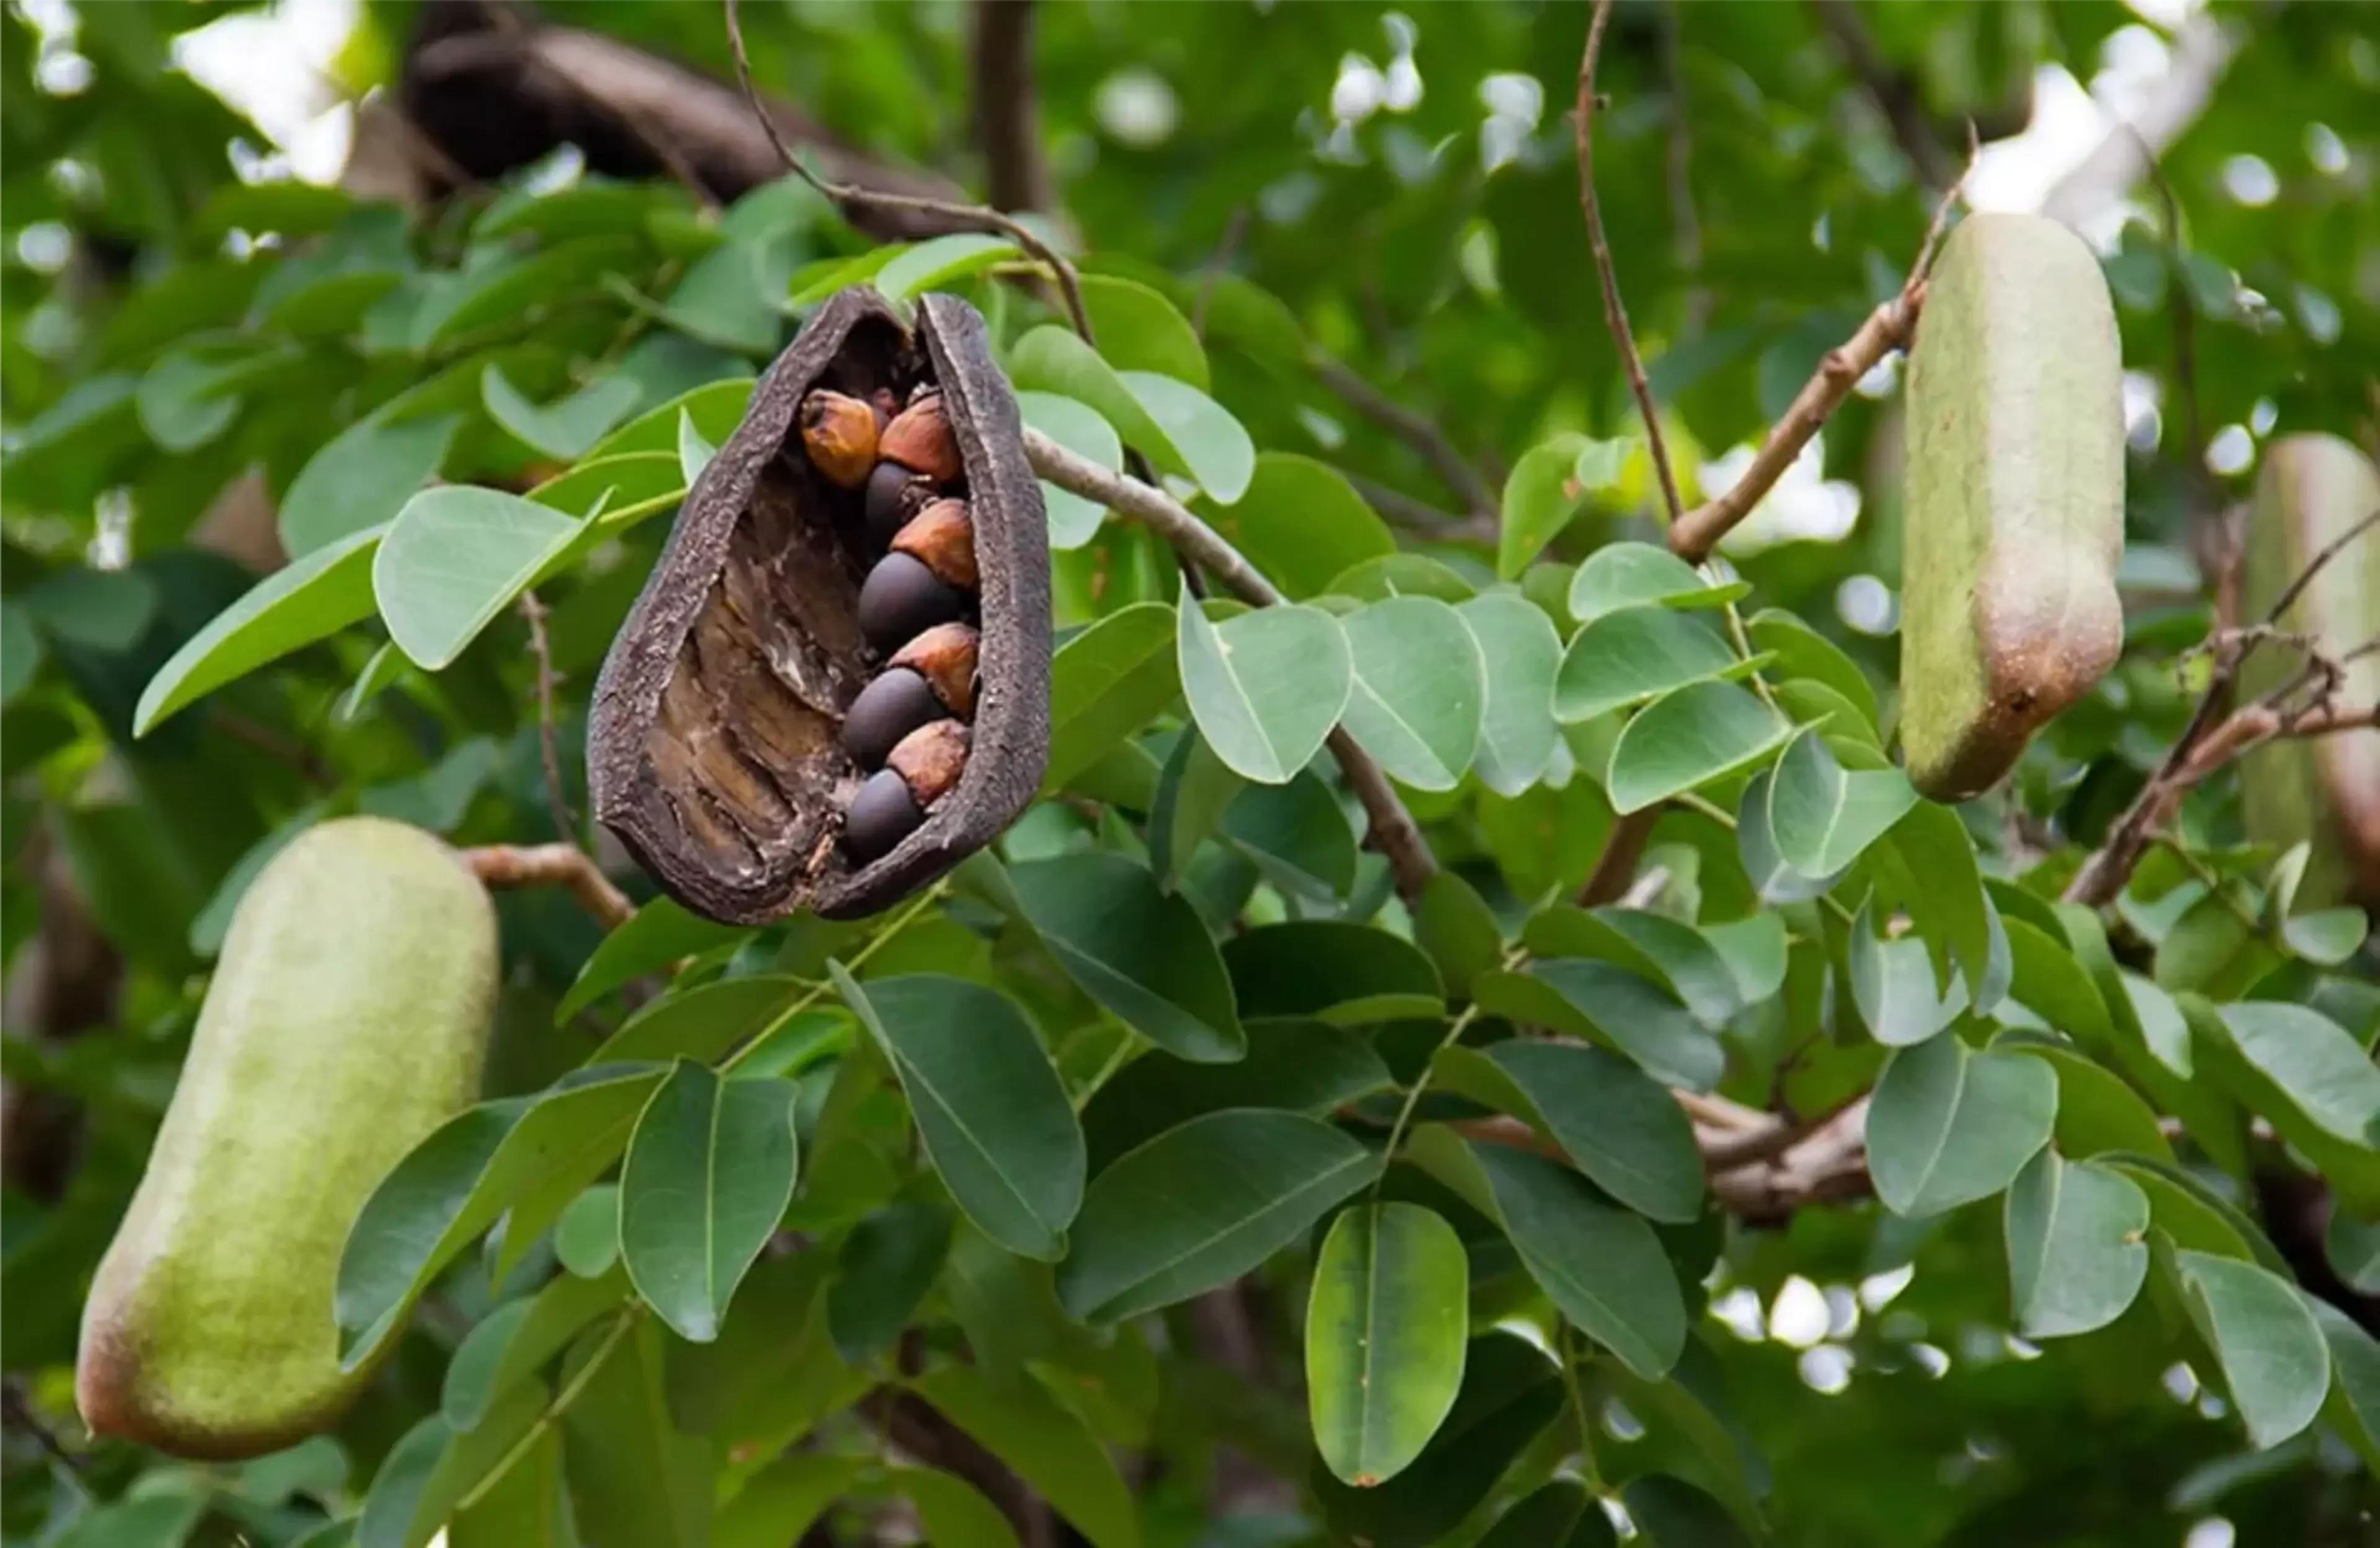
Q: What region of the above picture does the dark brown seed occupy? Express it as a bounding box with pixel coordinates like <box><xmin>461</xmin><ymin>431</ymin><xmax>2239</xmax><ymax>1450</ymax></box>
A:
<box><xmin>840</xmin><ymin>667</ymin><xmax>943</xmax><ymax>769</ymax></box>
<box><xmin>843</xmin><ymin>769</ymin><xmax>923</xmax><ymax>863</ymax></box>
<box><xmin>865</xmin><ymin>460</ymin><xmax>932</xmax><ymax>550</ymax></box>
<box><xmin>891</xmin><ymin>499</ymin><xmax>978</xmax><ymax>590</ymax></box>
<box><xmin>889</xmin><ymin>623</ymin><xmax>979</xmax><ymax>718</ymax></box>
<box><xmin>878</xmin><ymin>393</ymin><xmax>963</xmax><ymax>483</ymax></box>
<box><xmin>857</xmin><ymin>551</ymin><xmax>966</xmax><ymax>653</ymax></box>
<box><xmin>887</xmin><ymin>719</ymin><xmax>969</xmax><ymax>807</ymax></box>
<box><xmin>798</xmin><ymin>391</ymin><xmax>879</xmax><ymax>488</ymax></box>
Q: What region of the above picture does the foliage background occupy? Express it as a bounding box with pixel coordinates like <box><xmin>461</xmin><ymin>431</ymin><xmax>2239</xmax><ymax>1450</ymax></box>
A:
<box><xmin>3</xmin><ymin>1</ymin><xmax>2378</xmax><ymax>1546</ymax></box>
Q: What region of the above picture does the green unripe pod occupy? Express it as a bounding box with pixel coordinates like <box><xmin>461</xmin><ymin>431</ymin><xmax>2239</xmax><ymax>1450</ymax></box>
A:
<box><xmin>2239</xmin><ymin>433</ymin><xmax>2380</xmax><ymax>906</ymax></box>
<box><xmin>1900</xmin><ymin>211</ymin><xmax>2125</xmax><ymax>801</ymax></box>
<box><xmin>76</xmin><ymin>816</ymin><xmax>498</xmax><ymax>1460</ymax></box>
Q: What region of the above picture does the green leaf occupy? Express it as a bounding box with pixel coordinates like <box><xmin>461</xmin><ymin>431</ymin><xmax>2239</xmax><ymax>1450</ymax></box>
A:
<box><xmin>2284</xmin><ymin>906</ymin><xmax>2369</xmax><ymax>965</ymax></box>
<box><xmin>360</xmin><ymin>1381</ymin><xmax>550</xmax><ymax>1548</ymax></box>
<box><xmin>1470</xmin><ymin>1143</ymin><xmax>1686</xmax><ymax>1378</ymax></box>
<box><xmin>1042</xmin><ymin>602</ymin><xmax>1180</xmax><ymax>793</ymax></box>
<box><xmin>1222</xmin><ymin>920</ymin><xmax>1443</xmax><ymax>1021</ymax></box>
<box><xmin>555</xmin><ymin>1185</ymin><xmax>621</xmax><ymax>1278</ymax></box>
<box><xmin>1881</xmin><ymin>800</ymin><xmax>1996</xmax><ymax>1004</ymax></box>
<box><xmin>1324</xmin><ymin>553</ymin><xmax>1478</xmax><ymax>604</ymax></box>
<box><xmin>1866</xmin><ymin>1036</ymin><xmax>2057</xmax><ymax>1220</ymax></box>
<box><xmin>1220</xmin><ymin>767</ymin><xmax>1358</xmax><ymax>901</ymax></box>
<box><xmin>716</xmin><ymin>1456</ymin><xmax>870</xmax><ymax>1548</ymax></box>
<box><xmin>1606</xmin><ymin>683</ymin><xmax>1791</xmax><ymax>815</ymax></box>
<box><xmin>1568</xmin><ymin>542</ymin><xmax>1747</xmax><ymax>622</ymax></box>
<box><xmin>1498</xmin><ymin>434</ymin><xmax>1590</xmax><ymax>579</ymax></box>
<box><xmin>1765</xmin><ymin>730</ymin><xmax>1918</xmax><ymax>877</ymax></box>
<box><xmin>2003</xmin><ymin>1149</ymin><xmax>2149</xmax><ymax>1339</ymax></box>
<box><xmin>134</xmin><ymin>524</ymin><xmax>382</xmax><ymax>735</ymax></box>
<box><xmin>373</xmin><ymin>486</ymin><xmax>580</xmax><ymax>670</ymax></box>
<box><xmin>875</xmin><ymin>233</ymin><xmax>1020</xmax><ymax>307</ymax></box>
<box><xmin>619</xmin><ymin>1063</ymin><xmax>798</xmax><ymax>1343</ymax></box>
<box><xmin>1574</xmin><ymin>436</ymin><xmax>1631</xmax><ymax>490</ymax></box>
<box><xmin>1477</xmin><ymin>1481</ymin><xmax>1616</xmax><ymax>1548</ymax></box>
<box><xmin>2204</xmin><ymin>1001</ymin><xmax>2380</xmax><ymax>1213</ymax></box>
<box><xmin>1015</xmin><ymin>390</ymin><xmax>1120</xmax><ymax>548</ymax></box>
<box><xmin>1413</xmin><ymin>871</ymin><xmax>1504</xmax><ymax>1000</ymax></box>
<box><xmin>2310</xmin><ymin>1299</ymin><xmax>2380</xmax><ymax>1475</ymax></box>
<box><xmin>1848</xmin><ymin>920</ymin><xmax>1967</xmax><ymax>1047</ymax></box>
<box><xmin>832</xmin><ymin>967</ymin><xmax>1086</xmax><ymax>1260</ymax></box>
<box><xmin>560</xmin><ymin>1319</ymin><xmax>712</xmax><ymax>1548</ymax></box>
<box><xmin>1313</xmin><ymin>1334</ymin><xmax>1564</xmax><ymax>1548</ymax></box>
<box><xmin>827</xmin><ymin>1198</ymin><xmax>953</xmax><ymax>1365</ymax></box>
<box><xmin>1201</xmin><ymin>454</ymin><xmax>1394</xmax><ymax>600</ymax></box>
<box><xmin>1147</xmin><ymin>728</ymin><xmax>1245</xmax><ymax>886</ymax></box>
<box><xmin>443</xmin><ymin>1267</ymin><xmax>630</xmax><ymax>1431</ymax></box>
<box><xmin>281</xmin><ymin>411</ymin><xmax>459</xmax><ymax>558</ymax></box>
<box><xmin>1461</xmin><ymin>1039</ymin><xmax>1703</xmax><ymax>1222</ymax></box>
<box><xmin>1057</xmin><ymin>1109</ymin><xmax>1375</xmax><ymax>1322</ymax></box>
<box><xmin>1621</xmin><ymin>1475</ymin><xmax>1751</xmax><ymax>1548</ymax></box>
<box><xmin>1997</xmin><ymin>1036</ymin><xmax>2173</xmax><ymax>1162</ymax></box>
<box><xmin>1745</xmin><ymin>608</ymin><xmax>1879</xmax><ymax>732</ymax></box>
<box><xmin>676</xmin><ymin>408</ymin><xmax>718</xmax><ymax>485</ymax></box>
<box><xmin>1307</xmin><ymin>1203</ymin><xmax>1470</xmax><ymax>1486</ymax></box>
<box><xmin>912</xmin><ymin>1363</ymin><xmax>1142</xmax><ymax>1548</ymax></box>
<box><xmin>1457</xmin><ymin>593</ymin><xmax>1563</xmax><ymax>797</ymax></box>
<box><xmin>1176</xmin><ymin>587</ymin><xmax>1351</xmax><ymax>784</ymax></box>
<box><xmin>558</xmin><ymin>900</ymin><xmax>756</xmax><ymax>1022</ymax></box>
<box><xmin>1126</xmin><ymin>370</ymin><xmax>1254</xmax><ymax>503</ymax></box>
<box><xmin>2171</xmin><ymin>1249</ymin><xmax>2330</xmax><ymax>1449</ymax></box>
<box><xmin>1488</xmin><ymin>960</ymin><xmax>1725</xmax><ymax>1090</ymax></box>
<box><xmin>1554</xmin><ymin>605</ymin><xmax>1740</xmax><ymax>724</ymax></box>
<box><xmin>1337</xmin><ymin>596</ymin><xmax>1486</xmax><ymax>791</ymax></box>
<box><xmin>1735</xmin><ymin>768</ymin><xmax>1842</xmax><ymax>903</ymax></box>
<box><xmin>481</xmin><ymin>367</ymin><xmax>640</xmax><ymax>461</ymax></box>
<box><xmin>583</xmin><ymin>975</ymin><xmax>803</xmax><ymax>1069</ymax></box>
<box><xmin>1</xmin><ymin>602</ymin><xmax>42</xmax><ymax>706</ymax></box>
<box><xmin>887</xmin><ymin>1469</ymin><xmax>1018</xmax><ymax>1548</ymax></box>
<box><xmin>337</xmin><ymin>1068</ymin><xmax>664</xmax><ymax>1363</ymax></box>
<box><xmin>1078</xmin><ymin>273</ymin><xmax>1209</xmax><ymax>389</ymax></box>
<box><xmin>586</xmin><ymin>379</ymin><xmax>755</xmax><ymax>461</ymax></box>
<box><xmin>1080</xmin><ymin>1019</ymin><xmax>1392</xmax><ymax>1172</ymax></box>
<box><xmin>1582</xmin><ymin>908</ymin><xmax>1743</xmax><ymax>1027</ymax></box>
<box><xmin>1011</xmin><ymin>851</ymin><xmax>1243</xmax><ymax>1062</ymax></box>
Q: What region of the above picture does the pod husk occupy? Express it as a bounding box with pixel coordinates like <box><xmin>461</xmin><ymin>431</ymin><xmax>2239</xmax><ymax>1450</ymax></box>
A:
<box><xmin>588</xmin><ymin>288</ymin><xmax>1050</xmax><ymax>922</ymax></box>
<box><xmin>1900</xmin><ymin>211</ymin><xmax>2125</xmax><ymax>802</ymax></box>
<box><xmin>2238</xmin><ymin>433</ymin><xmax>2380</xmax><ymax>907</ymax></box>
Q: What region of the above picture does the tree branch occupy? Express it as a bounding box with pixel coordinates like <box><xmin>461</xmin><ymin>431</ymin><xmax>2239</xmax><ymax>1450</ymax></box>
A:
<box><xmin>1021</xmin><ymin>428</ymin><xmax>1440</xmax><ymax>899</ymax></box>
<box><xmin>1577</xmin><ymin>0</ymin><xmax>1686</xmax><ymax>529</ymax></box>
<box><xmin>1660</xmin><ymin>0</ymin><xmax>1708</xmax><ymax>335</ymax></box>
<box><xmin>518</xmin><ymin>588</ymin><xmax>578</xmax><ymax>850</ymax></box>
<box><xmin>1309</xmin><ymin>353</ymin><xmax>1500</xmax><ymax>527</ymax></box>
<box><xmin>1666</xmin><ymin>144</ymin><xmax>1972</xmax><ymax>563</ymax></box>
<box><xmin>1342</xmin><ymin>471</ymin><xmax>1494</xmax><ymax>545</ymax></box>
<box><xmin>971</xmin><ymin>0</ymin><xmax>1051</xmax><ymax>213</ymax></box>
<box><xmin>1577</xmin><ymin>807</ymin><xmax>1659</xmax><ymax>906</ymax></box>
<box><xmin>464</xmin><ymin>843</ymin><xmax>633</xmax><ymax>930</ymax></box>
<box><xmin>1455</xmin><ymin>1093</ymin><xmax>1866</xmax><ymax>1218</ymax></box>
<box><xmin>1807</xmin><ymin>0</ymin><xmax>1957</xmax><ymax>190</ymax></box>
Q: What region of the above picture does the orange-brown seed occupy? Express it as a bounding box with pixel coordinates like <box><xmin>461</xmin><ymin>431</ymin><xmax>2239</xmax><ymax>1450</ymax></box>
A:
<box><xmin>890</xmin><ymin>622</ymin><xmax>980</xmax><ymax>718</ymax></box>
<box><xmin>878</xmin><ymin>392</ymin><xmax>963</xmax><ymax>483</ymax></box>
<box><xmin>891</xmin><ymin>499</ymin><xmax>977</xmax><ymax>590</ymax></box>
<box><xmin>799</xmin><ymin>390</ymin><xmax>880</xmax><ymax>488</ymax></box>
<box><xmin>887</xmin><ymin>719</ymin><xmax>969</xmax><ymax>807</ymax></box>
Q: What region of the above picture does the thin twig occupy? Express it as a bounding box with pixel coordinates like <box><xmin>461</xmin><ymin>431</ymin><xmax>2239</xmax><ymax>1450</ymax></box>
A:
<box><xmin>518</xmin><ymin>589</ymin><xmax>578</xmax><ymax>850</ymax></box>
<box><xmin>1021</xmin><ymin>428</ymin><xmax>1440</xmax><ymax>899</ymax></box>
<box><xmin>464</xmin><ymin>843</ymin><xmax>633</xmax><ymax>931</ymax></box>
<box><xmin>1807</xmin><ymin>0</ymin><xmax>1957</xmax><ymax>189</ymax></box>
<box><xmin>1659</xmin><ymin>0</ymin><xmax>1708</xmax><ymax>335</ymax></box>
<box><xmin>971</xmin><ymin>0</ymin><xmax>1052</xmax><ymax>213</ymax></box>
<box><xmin>1577</xmin><ymin>807</ymin><xmax>1659</xmax><ymax>906</ymax></box>
<box><xmin>1342</xmin><ymin>471</ymin><xmax>1494</xmax><ymax>545</ymax></box>
<box><xmin>723</xmin><ymin>0</ymin><xmax>1093</xmax><ymax>343</ymax></box>
<box><xmin>1308</xmin><ymin>353</ymin><xmax>1499</xmax><ymax>525</ymax></box>
<box><xmin>1667</xmin><ymin>136</ymin><xmax>1973</xmax><ymax>563</ymax></box>
<box><xmin>1191</xmin><ymin>207</ymin><xmax>1250</xmax><ymax>339</ymax></box>
<box><xmin>2</xmin><ymin>1379</ymin><xmax>87</xmax><ymax>1477</ymax></box>
<box><xmin>1577</xmin><ymin>0</ymin><xmax>1686</xmax><ymax>528</ymax></box>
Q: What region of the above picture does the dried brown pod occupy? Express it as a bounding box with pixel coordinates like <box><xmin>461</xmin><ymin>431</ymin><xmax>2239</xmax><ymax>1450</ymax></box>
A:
<box><xmin>891</xmin><ymin>498</ymin><xmax>979</xmax><ymax>591</ymax></box>
<box><xmin>587</xmin><ymin>289</ymin><xmax>1050</xmax><ymax>922</ymax></box>
<box><xmin>798</xmin><ymin>390</ymin><xmax>881</xmax><ymax>488</ymax></box>
<box><xmin>879</xmin><ymin>392</ymin><xmax>964</xmax><ymax>483</ymax></box>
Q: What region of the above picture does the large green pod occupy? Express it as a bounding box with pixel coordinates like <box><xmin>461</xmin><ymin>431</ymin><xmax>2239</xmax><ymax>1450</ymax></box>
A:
<box><xmin>1900</xmin><ymin>211</ymin><xmax>2125</xmax><ymax>801</ymax></box>
<box><xmin>77</xmin><ymin>816</ymin><xmax>498</xmax><ymax>1459</ymax></box>
<box><xmin>2239</xmin><ymin>433</ymin><xmax>2380</xmax><ymax>906</ymax></box>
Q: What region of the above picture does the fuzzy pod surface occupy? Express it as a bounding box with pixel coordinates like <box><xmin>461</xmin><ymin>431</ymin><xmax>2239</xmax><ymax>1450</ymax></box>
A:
<box><xmin>587</xmin><ymin>288</ymin><xmax>1051</xmax><ymax>921</ymax></box>
<box><xmin>2239</xmin><ymin>433</ymin><xmax>2380</xmax><ymax>905</ymax></box>
<box><xmin>1900</xmin><ymin>211</ymin><xmax>2125</xmax><ymax>802</ymax></box>
<box><xmin>76</xmin><ymin>817</ymin><xmax>498</xmax><ymax>1460</ymax></box>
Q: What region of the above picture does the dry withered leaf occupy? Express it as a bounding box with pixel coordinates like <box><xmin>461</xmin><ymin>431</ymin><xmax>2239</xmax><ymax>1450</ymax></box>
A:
<box><xmin>587</xmin><ymin>288</ymin><xmax>1050</xmax><ymax>921</ymax></box>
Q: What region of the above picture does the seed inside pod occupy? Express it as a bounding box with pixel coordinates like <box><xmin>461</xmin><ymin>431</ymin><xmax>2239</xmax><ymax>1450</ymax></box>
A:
<box><xmin>843</xmin><ymin>769</ymin><xmax>922</xmax><ymax>863</ymax></box>
<box><xmin>889</xmin><ymin>622</ymin><xmax>979</xmax><ymax>718</ymax></box>
<box><xmin>798</xmin><ymin>390</ymin><xmax>881</xmax><ymax>488</ymax></box>
<box><xmin>865</xmin><ymin>461</ymin><xmax>933</xmax><ymax>550</ymax></box>
<box><xmin>891</xmin><ymin>499</ymin><xmax>978</xmax><ymax>590</ymax></box>
<box><xmin>887</xmin><ymin>719</ymin><xmax>969</xmax><ymax>807</ymax></box>
<box><xmin>878</xmin><ymin>392</ymin><xmax>964</xmax><ymax>483</ymax></box>
<box><xmin>840</xmin><ymin>668</ymin><xmax>943</xmax><ymax>769</ymax></box>
<box><xmin>858</xmin><ymin>550</ymin><xmax>967</xmax><ymax>653</ymax></box>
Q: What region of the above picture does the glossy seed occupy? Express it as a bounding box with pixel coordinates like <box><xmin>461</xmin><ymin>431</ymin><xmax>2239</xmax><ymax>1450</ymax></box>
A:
<box><xmin>878</xmin><ymin>392</ymin><xmax>963</xmax><ymax>483</ymax></box>
<box><xmin>857</xmin><ymin>551</ymin><xmax>967</xmax><ymax>653</ymax></box>
<box><xmin>840</xmin><ymin>667</ymin><xmax>944</xmax><ymax>770</ymax></box>
<box><xmin>888</xmin><ymin>622</ymin><xmax>979</xmax><ymax>718</ymax></box>
<box><xmin>865</xmin><ymin>460</ymin><xmax>932</xmax><ymax>550</ymax></box>
<box><xmin>798</xmin><ymin>390</ymin><xmax>880</xmax><ymax>488</ymax></box>
<box><xmin>843</xmin><ymin>769</ymin><xmax>923</xmax><ymax>863</ymax></box>
<box><xmin>891</xmin><ymin>499</ymin><xmax>978</xmax><ymax>590</ymax></box>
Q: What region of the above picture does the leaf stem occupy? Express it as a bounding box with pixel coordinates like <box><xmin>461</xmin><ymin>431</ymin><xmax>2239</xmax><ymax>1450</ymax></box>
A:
<box><xmin>453</xmin><ymin>1305</ymin><xmax>643</xmax><ymax>1514</ymax></box>
<box><xmin>1369</xmin><ymin>945</ymin><xmax>1527</xmax><ymax>1197</ymax></box>
<box><xmin>720</xmin><ymin>882</ymin><xmax>949</xmax><ymax>1073</ymax></box>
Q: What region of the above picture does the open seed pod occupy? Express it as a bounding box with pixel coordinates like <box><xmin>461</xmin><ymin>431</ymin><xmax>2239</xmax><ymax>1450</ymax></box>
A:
<box><xmin>587</xmin><ymin>288</ymin><xmax>1051</xmax><ymax>922</ymax></box>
